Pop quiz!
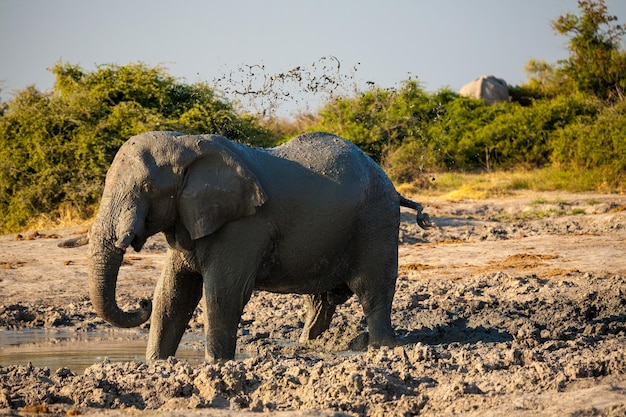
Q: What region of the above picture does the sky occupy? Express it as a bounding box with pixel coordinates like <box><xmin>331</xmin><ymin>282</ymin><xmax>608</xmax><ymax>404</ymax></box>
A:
<box><xmin>1</xmin><ymin>0</ymin><xmax>625</xmax><ymax>117</ymax></box>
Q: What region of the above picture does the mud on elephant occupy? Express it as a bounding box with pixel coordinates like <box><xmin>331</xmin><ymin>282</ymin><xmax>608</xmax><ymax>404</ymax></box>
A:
<box><xmin>88</xmin><ymin>131</ymin><xmax>431</xmax><ymax>362</ymax></box>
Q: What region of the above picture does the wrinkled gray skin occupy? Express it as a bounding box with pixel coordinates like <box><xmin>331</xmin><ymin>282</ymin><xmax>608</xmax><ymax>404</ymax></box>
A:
<box><xmin>89</xmin><ymin>131</ymin><xmax>431</xmax><ymax>362</ymax></box>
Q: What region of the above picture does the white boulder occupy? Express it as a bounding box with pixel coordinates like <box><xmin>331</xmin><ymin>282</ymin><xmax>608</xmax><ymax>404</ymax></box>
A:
<box><xmin>459</xmin><ymin>75</ymin><xmax>509</xmax><ymax>104</ymax></box>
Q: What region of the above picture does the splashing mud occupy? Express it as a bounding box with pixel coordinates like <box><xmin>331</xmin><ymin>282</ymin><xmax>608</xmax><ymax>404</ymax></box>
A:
<box><xmin>212</xmin><ymin>56</ymin><xmax>363</xmax><ymax>117</ymax></box>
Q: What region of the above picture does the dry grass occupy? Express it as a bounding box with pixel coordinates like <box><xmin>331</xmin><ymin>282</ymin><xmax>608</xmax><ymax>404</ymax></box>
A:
<box><xmin>397</xmin><ymin>168</ymin><xmax>625</xmax><ymax>201</ymax></box>
<box><xmin>21</xmin><ymin>204</ymin><xmax>93</xmax><ymax>234</ymax></box>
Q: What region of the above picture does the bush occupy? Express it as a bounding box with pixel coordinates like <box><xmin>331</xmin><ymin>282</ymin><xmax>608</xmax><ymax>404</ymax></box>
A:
<box><xmin>551</xmin><ymin>98</ymin><xmax>626</xmax><ymax>189</ymax></box>
<box><xmin>0</xmin><ymin>62</ymin><xmax>278</xmax><ymax>233</ymax></box>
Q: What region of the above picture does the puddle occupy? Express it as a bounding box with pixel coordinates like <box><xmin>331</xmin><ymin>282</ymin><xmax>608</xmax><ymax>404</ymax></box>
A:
<box><xmin>0</xmin><ymin>329</ymin><xmax>210</xmax><ymax>373</ymax></box>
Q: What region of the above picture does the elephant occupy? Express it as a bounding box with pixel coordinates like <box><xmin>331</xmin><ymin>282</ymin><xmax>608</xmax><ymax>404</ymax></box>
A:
<box><xmin>88</xmin><ymin>131</ymin><xmax>432</xmax><ymax>362</ymax></box>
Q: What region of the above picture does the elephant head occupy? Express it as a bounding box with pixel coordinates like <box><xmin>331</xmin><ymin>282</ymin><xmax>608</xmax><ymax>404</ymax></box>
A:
<box><xmin>88</xmin><ymin>131</ymin><xmax>266</xmax><ymax>328</ymax></box>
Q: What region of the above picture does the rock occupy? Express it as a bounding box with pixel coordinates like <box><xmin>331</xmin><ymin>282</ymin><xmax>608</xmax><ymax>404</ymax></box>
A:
<box><xmin>459</xmin><ymin>74</ymin><xmax>509</xmax><ymax>104</ymax></box>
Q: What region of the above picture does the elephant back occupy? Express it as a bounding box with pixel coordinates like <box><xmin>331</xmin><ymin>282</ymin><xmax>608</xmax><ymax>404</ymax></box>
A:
<box><xmin>270</xmin><ymin>132</ymin><xmax>372</xmax><ymax>181</ymax></box>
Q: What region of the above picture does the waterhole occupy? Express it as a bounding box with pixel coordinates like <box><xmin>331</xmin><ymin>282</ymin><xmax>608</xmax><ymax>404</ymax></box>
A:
<box><xmin>0</xmin><ymin>329</ymin><xmax>230</xmax><ymax>373</ymax></box>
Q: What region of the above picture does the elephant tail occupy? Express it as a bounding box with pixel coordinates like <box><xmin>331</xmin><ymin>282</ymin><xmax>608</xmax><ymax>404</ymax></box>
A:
<box><xmin>399</xmin><ymin>195</ymin><xmax>434</xmax><ymax>229</ymax></box>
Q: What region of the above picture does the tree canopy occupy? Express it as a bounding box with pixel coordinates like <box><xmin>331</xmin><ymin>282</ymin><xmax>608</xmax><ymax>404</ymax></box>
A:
<box><xmin>526</xmin><ymin>0</ymin><xmax>626</xmax><ymax>101</ymax></box>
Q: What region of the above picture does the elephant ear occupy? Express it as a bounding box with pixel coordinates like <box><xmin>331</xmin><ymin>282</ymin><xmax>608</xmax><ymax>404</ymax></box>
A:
<box><xmin>179</xmin><ymin>147</ymin><xmax>267</xmax><ymax>240</ymax></box>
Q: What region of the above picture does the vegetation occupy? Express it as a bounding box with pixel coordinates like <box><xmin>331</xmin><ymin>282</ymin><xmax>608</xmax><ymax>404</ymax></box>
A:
<box><xmin>526</xmin><ymin>0</ymin><xmax>626</xmax><ymax>101</ymax></box>
<box><xmin>0</xmin><ymin>0</ymin><xmax>624</xmax><ymax>233</ymax></box>
<box><xmin>311</xmin><ymin>0</ymin><xmax>625</xmax><ymax>188</ymax></box>
<box><xmin>0</xmin><ymin>62</ymin><xmax>276</xmax><ymax>232</ymax></box>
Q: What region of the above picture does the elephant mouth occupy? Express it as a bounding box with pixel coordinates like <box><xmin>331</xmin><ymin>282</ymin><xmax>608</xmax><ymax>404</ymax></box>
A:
<box><xmin>131</xmin><ymin>232</ymin><xmax>148</xmax><ymax>251</ymax></box>
<box><xmin>114</xmin><ymin>230</ymin><xmax>147</xmax><ymax>252</ymax></box>
<box><xmin>114</xmin><ymin>214</ymin><xmax>150</xmax><ymax>252</ymax></box>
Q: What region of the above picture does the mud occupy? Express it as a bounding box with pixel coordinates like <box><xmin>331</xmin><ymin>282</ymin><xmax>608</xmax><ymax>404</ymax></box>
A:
<box><xmin>1</xmin><ymin>191</ymin><xmax>626</xmax><ymax>416</ymax></box>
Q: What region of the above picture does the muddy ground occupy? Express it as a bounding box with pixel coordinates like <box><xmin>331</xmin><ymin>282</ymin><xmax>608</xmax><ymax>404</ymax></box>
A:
<box><xmin>1</xmin><ymin>191</ymin><xmax>625</xmax><ymax>416</ymax></box>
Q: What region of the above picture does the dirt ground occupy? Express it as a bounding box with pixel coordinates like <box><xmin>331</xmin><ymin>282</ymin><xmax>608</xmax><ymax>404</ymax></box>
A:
<box><xmin>1</xmin><ymin>191</ymin><xmax>626</xmax><ymax>416</ymax></box>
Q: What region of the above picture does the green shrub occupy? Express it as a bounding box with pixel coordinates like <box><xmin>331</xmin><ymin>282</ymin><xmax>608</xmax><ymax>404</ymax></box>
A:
<box><xmin>313</xmin><ymin>81</ymin><xmax>456</xmax><ymax>163</ymax></box>
<box><xmin>551</xmin><ymin>98</ymin><xmax>626</xmax><ymax>178</ymax></box>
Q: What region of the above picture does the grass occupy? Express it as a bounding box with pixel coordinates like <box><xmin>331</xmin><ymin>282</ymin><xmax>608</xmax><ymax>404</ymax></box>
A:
<box><xmin>16</xmin><ymin>204</ymin><xmax>94</xmax><ymax>234</ymax></box>
<box><xmin>531</xmin><ymin>198</ymin><xmax>549</xmax><ymax>205</ymax></box>
<box><xmin>397</xmin><ymin>167</ymin><xmax>625</xmax><ymax>200</ymax></box>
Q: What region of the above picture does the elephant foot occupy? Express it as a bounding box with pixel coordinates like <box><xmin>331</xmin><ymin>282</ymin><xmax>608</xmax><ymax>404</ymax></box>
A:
<box><xmin>348</xmin><ymin>332</ymin><xmax>369</xmax><ymax>350</ymax></box>
<box><xmin>348</xmin><ymin>332</ymin><xmax>400</xmax><ymax>351</ymax></box>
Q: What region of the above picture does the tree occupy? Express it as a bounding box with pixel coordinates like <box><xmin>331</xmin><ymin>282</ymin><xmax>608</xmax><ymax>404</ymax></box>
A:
<box><xmin>527</xmin><ymin>0</ymin><xmax>626</xmax><ymax>100</ymax></box>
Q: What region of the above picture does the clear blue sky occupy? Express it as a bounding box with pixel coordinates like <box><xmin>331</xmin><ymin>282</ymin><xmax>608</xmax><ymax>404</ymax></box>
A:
<box><xmin>1</xmin><ymin>0</ymin><xmax>625</xmax><ymax>116</ymax></box>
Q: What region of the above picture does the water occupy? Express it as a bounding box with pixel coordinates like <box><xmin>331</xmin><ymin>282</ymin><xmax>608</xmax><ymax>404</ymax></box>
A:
<box><xmin>0</xmin><ymin>329</ymin><xmax>207</xmax><ymax>373</ymax></box>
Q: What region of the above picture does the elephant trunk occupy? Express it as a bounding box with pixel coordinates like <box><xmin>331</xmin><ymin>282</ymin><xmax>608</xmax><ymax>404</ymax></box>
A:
<box><xmin>88</xmin><ymin>226</ymin><xmax>152</xmax><ymax>328</ymax></box>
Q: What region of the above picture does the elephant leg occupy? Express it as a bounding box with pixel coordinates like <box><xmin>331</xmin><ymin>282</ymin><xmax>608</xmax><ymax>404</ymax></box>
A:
<box><xmin>300</xmin><ymin>284</ymin><xmax>353</xmax><ymax>342</ymax></box>
<box><xmin>351</xmin><ymin>274</ymin><xmax>397</xmax><ymax>346</ymax></box>
<box><xmin>202</xmin><ymin>276</ymin><xmax>254</xmax><ymax>362</ymax></box>
<box><xmin>300</xmin><ymin>294</ymin><xmax>337</xmax><ymax>343</ymax></box>
<box><xmin>348</xmin><ymin>233</ymin><xmax>399</xmax><ymax>347</ymax></box>
<box><xmin>147</xmin><ymin>250</ymin><xmax>203</xmax><ymax>361</ymax></box>
<box><xmin>202</xmin><ymin>245</ymin><xmax>260</xmax><ymax>362</ymax></box>
<box><xmin>200</xmin><ymin>222</ymin><xmax>271</xmax><ymax>362</ymax></box>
